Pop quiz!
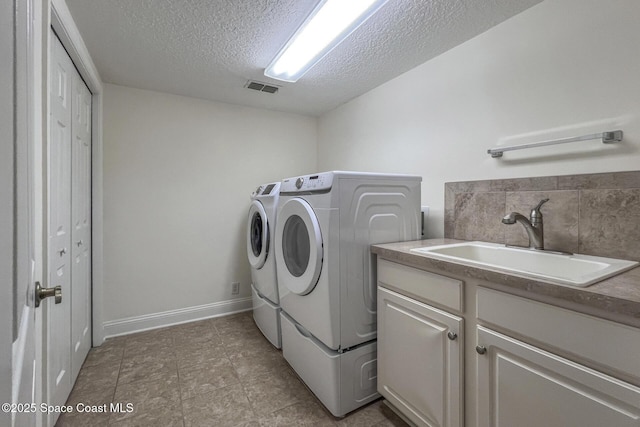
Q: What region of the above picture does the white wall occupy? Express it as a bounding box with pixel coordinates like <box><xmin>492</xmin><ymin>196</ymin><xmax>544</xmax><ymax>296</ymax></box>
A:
<box><xmin>318</xmin><ymin>0</ymin><xmax>640</xmax><ymax>237</ymax></box>
<box><xmin>101</xmin><ymin>0</ymin><xmax>640</xmax><ymax>332</ymax></box>
<box><xmin>103</xmin><ymin>84</ymin><xmax>316</xmax><ymax>332</ymax></box>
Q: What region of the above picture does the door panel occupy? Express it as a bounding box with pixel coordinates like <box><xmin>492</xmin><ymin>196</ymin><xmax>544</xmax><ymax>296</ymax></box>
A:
<box><xmin>377</xmin><ymin>287</ymin><xmax>463</xmax><ymax>427</ymax></box>
<box><xmin>70</xmin><ymin>71</ymin><xmax>91</xmax><ymax>381</ymax></box>
<box><xmin>48</xmin><ymin>32</ymin><xmax>73</xmax><ymax>417</ymax></box>
<box><xmin>477</xmin><ymin>326</ymin><xmax>640</xmax><ymax>427</ymax></box>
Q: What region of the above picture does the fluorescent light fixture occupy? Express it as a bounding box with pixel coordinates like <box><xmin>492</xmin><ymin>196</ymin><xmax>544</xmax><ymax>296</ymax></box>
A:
<box><xmin>264</xmin><ymin>0</ymin><xmax>389</xmax><ymax>82</ymax></box>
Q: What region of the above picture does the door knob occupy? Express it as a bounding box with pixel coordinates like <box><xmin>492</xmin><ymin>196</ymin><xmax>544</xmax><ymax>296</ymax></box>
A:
<box><xmin>447</xmin><ymin>331</ymin><xmax>458</xmax><ymax>341</ymax></box>
<box><xmin>58</xmin><ymin>247</ymin><xmax>67</xmax><ymax>256</ymax></box>
<box><xmin>76</xmin><ymin>240</ymin><xmax>83</xmax><ymax>247</ymax></box>
<box><xmin>35</xmin><ymin>281</ymin><xmax>62</xmax><ymax>307</ymax></box>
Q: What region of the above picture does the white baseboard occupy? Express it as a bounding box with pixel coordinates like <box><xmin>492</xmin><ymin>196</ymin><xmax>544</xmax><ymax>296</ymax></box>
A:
<box><xmin>101</xmin><ymin>297</ymin><xmax>252</xmax><ymax>341</ymax></box>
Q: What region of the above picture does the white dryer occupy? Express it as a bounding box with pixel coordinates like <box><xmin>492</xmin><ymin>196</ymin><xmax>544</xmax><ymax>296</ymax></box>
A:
<box><xmin>275</xmin><ymin>171</ymin><xmax>421</xmax><ymax>416</ymax></box>
<box><xmin>247</xmin><ymin>181</ymin><xmax>281</xmax><ymax>348</ymax></box>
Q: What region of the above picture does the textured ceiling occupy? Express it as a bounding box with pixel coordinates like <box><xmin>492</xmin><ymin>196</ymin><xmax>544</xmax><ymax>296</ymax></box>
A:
<box><xmin>65</xmin><ymin>0</ymin><xmax>542</xmax><ymax>117</ymax></box>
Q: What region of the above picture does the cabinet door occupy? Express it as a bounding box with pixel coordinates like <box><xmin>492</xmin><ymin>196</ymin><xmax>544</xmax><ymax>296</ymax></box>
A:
<box><xmin>378</xmin><ymin>286</ymin><xmax>463</xmax><ymax>427</ymax></box>
<box><xmin>476</xmin><ymin>326</ymin><xmax>640</xmax><ymax>427</ymax></box>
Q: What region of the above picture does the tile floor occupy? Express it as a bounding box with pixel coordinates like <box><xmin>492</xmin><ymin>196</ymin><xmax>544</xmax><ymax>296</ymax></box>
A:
<box><xmin>56</xmin><ymin>311</ymin><xmax>409</xmax><ymax>426</ymax></box>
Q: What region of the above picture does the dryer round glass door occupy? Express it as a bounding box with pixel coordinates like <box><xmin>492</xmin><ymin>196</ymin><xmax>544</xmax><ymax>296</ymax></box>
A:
<box><xmin>276</xmin><ymin>198</ymin><xmax>322</xmax><ymax>295</ymax></box>
<box><xmin>247</xmin><ymin>200</ymin><xmax>269</xmax><ymax>269</ymax></box>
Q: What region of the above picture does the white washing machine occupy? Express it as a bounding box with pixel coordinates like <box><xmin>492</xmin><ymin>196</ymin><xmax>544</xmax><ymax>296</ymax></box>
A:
<box><xmin>275</xmin><ymin>171</ymin><xmax>421</xmax><ymax>416</ymax></box>
<box><xmin>247</xmin><ymin>181</ymin><xmax>281</xmax><ymax>348</ymax></box>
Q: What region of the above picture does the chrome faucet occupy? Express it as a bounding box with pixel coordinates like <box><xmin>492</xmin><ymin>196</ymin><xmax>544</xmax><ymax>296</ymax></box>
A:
<box><xmin>502</xmin><ymin>198</ymin><xmax>549</xmax><ymax>250</ymax></box>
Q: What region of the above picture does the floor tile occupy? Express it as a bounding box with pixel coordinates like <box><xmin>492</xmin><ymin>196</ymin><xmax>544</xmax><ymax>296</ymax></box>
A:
<box><xmin>219</xmin><ymin>328</ymin><xmax>267</xmax><ymax>351</ymax></box>
<box><xmin>55</xmin><ymin>409</ymin><xmax>110</xmax><ymax>427</ymax></box>
<box><xmin>182</xmin><ymin>383</ymin><xmax>258</xmax><ymax>427</ymax></box>
<box><xmin>111</xmin><ymin>376</ymin><xmax>182</xmax><ymax>425</ymax></box>
<box><xmin>337</xmin><ymin>400</ymin><xmax>405</xmax><ymax>427</ymax></box>
<box><xmin>122</xmin><ymin>338</ymin><xmax>175</xmax><ymax>359</ymax></box>
<box><xmin>179</xmin><ymin>356</ymin><xmax>240</xmax><ymax>400</ymax></box>
<box><xmin>101</xmin><ymin>335</ymin><xmax>128</xmax><ymax>349</ymax></box>
<box><xmin>62</xmin><ymin>310</ymin><xmax>409</xmax><ymax>426</ymax></box>
<box><xmin>244</xmin><ymin>367</ymin><xmax>314</xmax><ymax>415</ymax></box>
<box><xmin>65</xmin><ymin>381</ymin><xmax>115</xmax><ymax>407</ymax></box>
<box><xmin>230</xmin><ymin>351</ymin><xmax>290</xmax><ymax>384</ymax></box>
<box><xmin>109</xmin><ymin>413</ymin><xmax>183</xmax><ymax>427</ymax></box>
<box><xmin>258</xmin><ymin>400</ymin><xmax>338</xmax><ymax>427</ymax></box>
<box><xmin>224</xmin><ymin>331</ymin><xmax>276</xmax><ymax>356</ymax></box>
<box><xmin>118</xmin><ymin>356</ymin><xmax>178</xmax><ymax>386</ymax></box>
<box><xmin>214</xmin><ymin>312</ymin><xmax>256</xmax><ymax>335</ymax></box>
<box><xmin>72</xmin><ymin>359</ymin><xmax>121</xmax><ymax>396</ymax></box>
<box><xmin>173</xmin><ymin>325</ymin><xmax>221</xmax><ymax>347</ymax></box>
<box><xmin>175</xmin><ymin>341</ymin><xmax>228</xmax><ymax>371</ymax></box>
<box><xmin>83</xmin><ymin>344</ymin><xmax>124</xmax><ymax>369</ymax></box>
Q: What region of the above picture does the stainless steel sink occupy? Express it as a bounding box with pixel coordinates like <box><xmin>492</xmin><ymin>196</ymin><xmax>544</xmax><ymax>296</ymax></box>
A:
<box><xmin>410</xmin><ymin>241</ymin><xmax>638</xmax><ymax>287</ymax></box>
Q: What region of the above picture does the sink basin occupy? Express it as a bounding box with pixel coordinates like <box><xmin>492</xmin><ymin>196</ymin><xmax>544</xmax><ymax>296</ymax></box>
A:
<box><xmin>410</xmin><ymin>241</ymin><xmax>638</xmax><ymax>287</ymax></box>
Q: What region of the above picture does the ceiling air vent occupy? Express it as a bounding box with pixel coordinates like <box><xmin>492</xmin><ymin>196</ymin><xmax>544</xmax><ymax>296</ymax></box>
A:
<box><xmin>245</xmin><ymin>80</ymin><xmax>279</xmax><ymax>94</ymax></box>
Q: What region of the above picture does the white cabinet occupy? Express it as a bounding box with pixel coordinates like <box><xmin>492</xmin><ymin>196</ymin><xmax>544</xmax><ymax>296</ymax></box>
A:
<box><xmin>375</xmin><ymin>258</ymin><xmax>640</xmax><ymax>427</ymax></box>
<box><xmin>476</xmin><ymin>326</ymin><xmax>640</xmax><ymax>427</ymax></box>
<box><xmin>377</xmin><ymin>260</ymin><xmax>463</xmax><ymax>427</ymax></box>
<box><xmin>476</xmin><ymin>288</ymin><xmax>640</xmax><ymax>427</ymax></box>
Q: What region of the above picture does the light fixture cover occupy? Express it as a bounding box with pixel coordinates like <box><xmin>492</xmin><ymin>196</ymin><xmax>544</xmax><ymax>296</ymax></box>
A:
<box><xmin>264</xmin><ymin>0</ymin><xmax>389</xmax><ymax>83</ymax></box>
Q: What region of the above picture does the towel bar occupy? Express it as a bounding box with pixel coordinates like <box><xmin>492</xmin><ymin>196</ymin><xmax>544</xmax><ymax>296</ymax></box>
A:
<box><xmin>488</xmin><ymin>130</ymin><xmax>623</xmax><ymax>158</ymax></box>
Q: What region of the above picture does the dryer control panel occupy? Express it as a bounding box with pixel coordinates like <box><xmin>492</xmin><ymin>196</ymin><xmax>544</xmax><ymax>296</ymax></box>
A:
<box><xmin>251</xmin><ymin>181</ymin><xmax>281</xmax><ymax>199</ymax></box>
<box><xmin>281</xmin><ymin>172</ymin><xmax>334</xmax><ymax>193</ymax></box>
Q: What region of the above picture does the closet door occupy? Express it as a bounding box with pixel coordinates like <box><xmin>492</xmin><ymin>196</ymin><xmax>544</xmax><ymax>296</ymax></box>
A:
<box><xmin>48</xmin><ymin>30</ymin><xmax>74</xmax><ymax>412</ymax></box>
<box><xmin>70</xmin><ymin>67</ymin><xmax>92</xmax><ymax>381</ymax></box>
<box><xmin>48</xmin><ymin>31</ymin><xmax>92</xmax><ymax>421</ymax></box>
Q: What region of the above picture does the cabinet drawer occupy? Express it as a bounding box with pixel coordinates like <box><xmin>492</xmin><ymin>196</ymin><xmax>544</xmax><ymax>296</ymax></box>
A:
<box><xmin>477</xmin><ymin>287</ymin><xmax>640</xmax><ymax>380</ymax></box>
<box><xmin>378</xmin><ymin>258</ymin><xmax>463</xmax><ymax>312</ymax></box>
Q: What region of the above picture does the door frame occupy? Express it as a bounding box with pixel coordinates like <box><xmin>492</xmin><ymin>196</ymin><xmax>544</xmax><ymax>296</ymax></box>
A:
<box><xmin>6</xmin><ymin>0</ymin><xmax>46</xmax><ymax>424</ymax></box>
<box><xmin>50</xmin><ymin>0</ymin><xmax>105</xmax><ymax>346</ymax></box>
<box><xmin>1</xmin><ymin>1</ymin><xmax>16</xmax><ymax>425</ymax></box>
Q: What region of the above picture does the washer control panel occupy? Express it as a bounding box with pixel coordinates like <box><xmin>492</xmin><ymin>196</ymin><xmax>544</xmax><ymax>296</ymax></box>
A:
<box><xmin>281</xmin><ymin>172</ymin><xmax>333</xmax><ymax>193</ymax></box>
<box><xmin>251</xmin><ymin>182</ymin><xmax>280</xmax><ymax>198</ymax></box>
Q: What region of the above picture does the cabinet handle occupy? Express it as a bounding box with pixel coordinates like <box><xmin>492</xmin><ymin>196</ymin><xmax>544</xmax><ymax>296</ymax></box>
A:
<box><xmin>447</xmin><ymin>331</ymin><xmax>458</xmax><ymax>341</ymax></box>
<box><xmin>476</xmin><ymin>345</ymin><xmax>487</xmax><ymax>355</ymax></box>
<box><xmin>58</xmin><ymin>247</ymin><xmax>67</xmax><ymax>256</ymax></box>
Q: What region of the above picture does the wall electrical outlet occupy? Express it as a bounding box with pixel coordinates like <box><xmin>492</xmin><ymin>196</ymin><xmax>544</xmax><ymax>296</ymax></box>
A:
<box><xmin>231</xmin><ymin>282</ymin><xmax>240</xmax><ymax>295</ymax></box>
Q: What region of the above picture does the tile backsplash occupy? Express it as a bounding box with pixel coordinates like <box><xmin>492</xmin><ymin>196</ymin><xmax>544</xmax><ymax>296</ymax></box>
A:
<box><xmin>444</xmin><ymin>171</ymin><xmax>640</xmax><ymax>261</ymax></box>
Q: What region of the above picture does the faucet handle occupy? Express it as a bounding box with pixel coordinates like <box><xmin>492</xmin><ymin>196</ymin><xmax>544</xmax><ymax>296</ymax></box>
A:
<box><xmin>530</xmin><ymin>198</ymin><xmax>549</xmax><ymax>222</ymax></box>
<box><xmin>534</xmin><ymin>198</ymin><xmax>549</xmax><ymax>211</ymax></box>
